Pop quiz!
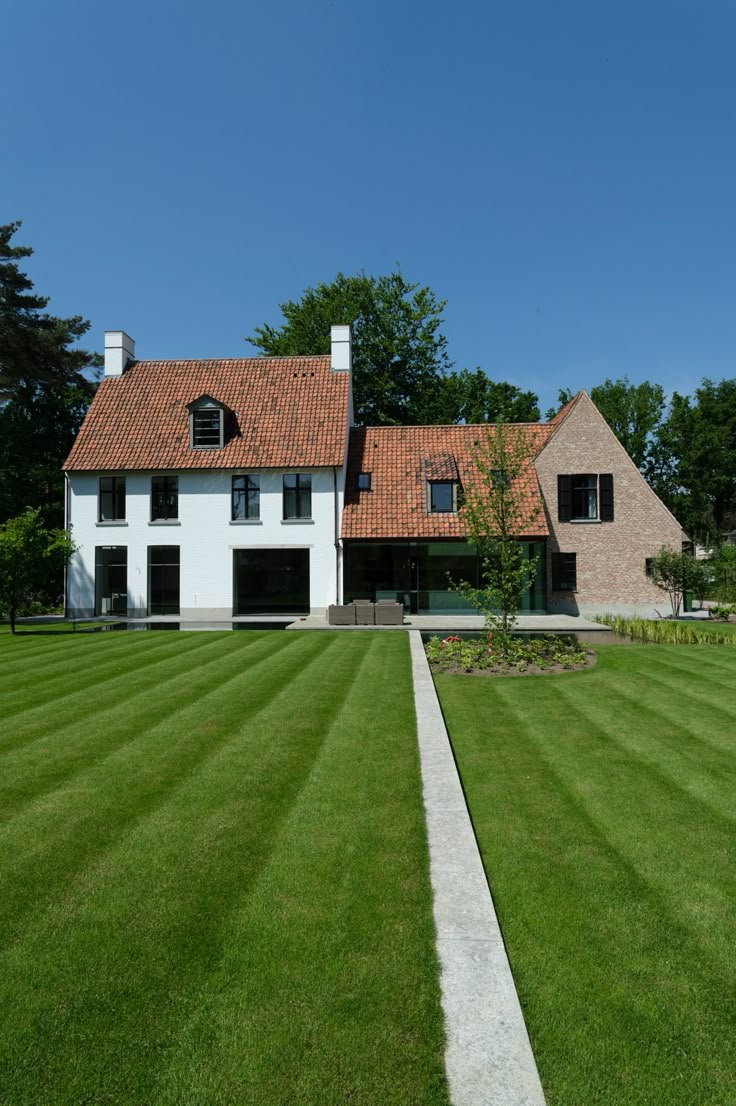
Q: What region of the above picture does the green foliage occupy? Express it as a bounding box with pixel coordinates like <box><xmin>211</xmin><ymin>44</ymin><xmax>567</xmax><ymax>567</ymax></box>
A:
<box><xmin>544</xmin><ymin>387</ymin><xmax>574</xmax><ymax>420</ymax></box>
<box><xmin>452</xmin><ymin>423</ymin><xmax>541</xmax><ymax>646</ymax></box>
<box><xmin>594</xmin><ymin>613</ymin><xmax>736</xmax><ymax>643</ymax></box>
<box><xmin>425</xmin><ymin>633</ymin><xmax>589</xmax><ymax>673</ymax></box>
<box><xmin>710</xmin><ymin>542</ymin><xmax>736</xmax><ymax>603</ymax></box>
<box><xmin>247</xmin><ymin>269</ymin><xmax>540</xmax><ymax>427</ymax></box>
<box><xmin>247</xmin><ymin>269</ymin><xmax>453</xmax><ymax>425</ymax></box>
<box><xmin>589</xmin><ymin>376</ymin><xmax>666</xmax><ymax>471</ymax></box>
<box><xmin>0</xmin><ymin>222</ymin><xmax>99</xmax><ymax>525</ymax></box>
<box><xmin>0</xmin><ymin>508</ymin><xmax>75</xmax><ymax>633</ymax></box>
<box><xmin>652</xmin><ymin>379</ymin><xmax>736</xmax><ymax>541</ymax></box>
<box><xmin>429</xmin><ymin>368</ymin><xmax>539</xmax><ymax>424</ymax></box>
<box><xmin>648</xmin><ymin>546</ymin><xmax>703</xmax><ymax>616</ymax></box>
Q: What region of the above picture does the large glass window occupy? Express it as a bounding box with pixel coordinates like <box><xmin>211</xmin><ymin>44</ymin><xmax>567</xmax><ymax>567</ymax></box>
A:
<box><xmin>232</xmin><ymin>475</ymin><xmax>260</xmax><ymax>520</ymax></box>
<box><xmin>99</xmin><ymin>477</ymin><xmax>126</xmax><ymax>522</ymax></box>
<box><xmin>283</xmin><ymin>474</ymin><xmax>312</xmax><ymax>519</ymax></box>
<box><xmin>234</xmin><ymin>549</ymin><xmax>309</xmax><ymax>614</ymax></box>
<box><xmin>571</xmin><ymin>475</ymin><xmax>597</xmax><ymax>520</ymax></box>
<box><xmin>151</xmin><ymin>475</ymin><xmax>178</xmax><ymax>520</ymax></box>
<box><xmin>95</xmin><ymin>546</ymin><xmax>127</xmax><ymax>614</ymax></box>
<box><xmin>148</xmin><ymin>546</ymin><xmax>180</xmax><ymax>614</ymax></box>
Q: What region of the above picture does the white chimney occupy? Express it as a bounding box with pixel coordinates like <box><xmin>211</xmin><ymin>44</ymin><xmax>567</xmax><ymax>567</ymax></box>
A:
<box><xmin>104</xmin><ymin>331</ymin><xmax>136</xmax><ymax>377</ymax></box>
<box><xmin>330</xmin><ymin>324</ymin><xmax>352</xmax><ymax>373</ymax></box>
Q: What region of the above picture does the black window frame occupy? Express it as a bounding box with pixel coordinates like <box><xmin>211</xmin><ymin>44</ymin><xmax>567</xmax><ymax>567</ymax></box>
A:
<box><xmin>151</xmin><ymin>475</ymin><xmax>179</xmax><ymax>521</ymax></box>
<box><xmin>190</xmin><ymin>406</ymin><xmax>224</xmax><ymax>449</ymax></box>
<box><xmin>283</xmin><ymin>473</ymin><xmax>312</xmax><ymax>520</ymax></box>
<box><xmin>98</xmin><ymin>476</ymin><xmax>126</xmax><ymax>522</ymax></box>
<box><xmin>232</xmin><ymin>474</ymin><xmax>260</xmax><ymax>521</ymax></box>
<box><xmin>558</xmin><ymin>473</ymin><xmax>614</xmax><ymax>522</ymax></box>
<box><xmin>356</xmin><ymin>472</ymin><xmax>372</xmax><ymax>492</ymax></box>
<box><xmin>147</xmin><ymin>545</ymin><xmax>181</xmax><ymax>615</ymax></box>
<box><xmin>551</xmin><ymin>551</ymin><xmax>577</xmax><ymax>591</ymax></box>
<box><xmin>429</xmin><ymin>481</ymin><xmax>456</xmax><ymax>514</ymax></box>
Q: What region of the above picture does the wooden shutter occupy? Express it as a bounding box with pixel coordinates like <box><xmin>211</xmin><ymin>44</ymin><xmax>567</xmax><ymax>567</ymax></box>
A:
<box><xmin>599</xmin><ymin>473</ymin><xmax>614</xmax><ymax>521</ymax></box>
<box><xmin>558</xmin><ymin>475</ymin><xmax>572</xmax><ymax>522</ymax></box>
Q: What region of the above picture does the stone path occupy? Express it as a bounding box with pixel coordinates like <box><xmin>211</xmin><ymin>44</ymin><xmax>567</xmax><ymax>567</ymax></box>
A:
<box><xmin>409</xmin><ymin>631</ymin><xmax>547</xmax><ymax>1106</ymax></box>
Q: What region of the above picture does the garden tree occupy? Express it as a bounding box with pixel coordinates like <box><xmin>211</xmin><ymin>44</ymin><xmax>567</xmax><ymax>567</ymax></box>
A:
<box><xmin>0</xmin><ymin>221</ymin><xmax>99</xmax><ymax>524</ymax></box>
<box><xmin>544</xmin><ymin>387</ymin><xmax>574</xmax><ymax>420</ymax></box>
<box><xmin>0</xmin><ymin>221</ymin><xmax>100</xmax><ymax>397</ymax></box>
<box><xmin>452</xmin><ymin>422</ymin><xmax>541</xmax><ymax>647</ymax></box>
<box><xmin>247</xmin><ymin>270</ymin><xmax>454</xmax><ymax>425</ymax></box>
<box><xmin>649</xmin><ymin>546</ymin><xmax>702</xmax><ymax>617</ymax></box>
<box><xmin>652</xmin><ymin>379</ymin><xmax>736</xmax><ymax>542</ymax></box>
<box><xmin>712</xmin><ymin>542</ymin><xmax>736</xmax><ymax>604</ymax></box>
<box><xmin>0</xmin><ymin>508</ymin><xmax>75</xmax><ymax>634</ymax></box>
<box><xmin>589</xmin><ymin>377</ymin><xmax>666</xmax><ymax>471</ymax></box>
<box><xmin>429</xmin><ymin>368</ymin><xmax>539</xmax><ymax>424</ymax></box>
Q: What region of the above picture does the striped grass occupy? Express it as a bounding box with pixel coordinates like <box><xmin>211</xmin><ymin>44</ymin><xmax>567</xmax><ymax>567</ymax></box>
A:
<box><xmin>0</xmin><ymin>630</ymin><xmax>449</xmax><ymax>1106</ymax></box>
<box><xmin>435</xmin><ymin>645</ymin><xmax>736</xmax><ymax>1106</ymax></box>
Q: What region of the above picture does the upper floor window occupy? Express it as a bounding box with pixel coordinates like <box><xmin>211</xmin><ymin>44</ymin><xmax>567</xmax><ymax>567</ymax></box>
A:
<box><xmin>429</xmin><ymin>481</ymin><xmax>456</xmax><ymax>513</ymax></box>
<box><xmin>151</xmin><ymin>475</ymin><xmax>179</xmax><ymax>520</ymax></box>
<box><xmin>356</xmin><ymin>472</ymin><xmax>372</xmax><ymax>491</ymax></box>
<box><xmin>99</xmin><ymin>476</ymin><xmax>126</xmax><ymax>522</ymax></box>
<box><xmin>283</xmin><ymin>474</ymin><xmax>312</xmax><ymax>519</ymax></box>
<box><xmin>232</xmin><ymin>475</ymin><xmax>260</xmax><ymax>520</ymax></box>
<box><xmin>188</xmin><ymin>395</ymin><xmax>225</xmax><ymax>450</ymax></box>
<box><xmin>558</xmin><ymin>473</ymin><xmax>614</xmax><ymax>522</ymax></box>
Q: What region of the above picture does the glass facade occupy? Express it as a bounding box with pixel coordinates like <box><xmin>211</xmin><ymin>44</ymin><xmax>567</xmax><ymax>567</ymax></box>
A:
<box><xmin>344</xmin><ymin>541</ymin><xmax>546</xmax><ymax>614</ymax></box>
<box><xmin>95</xmin><ymin>546</ymin><xmax>128</xmax><ymax>615</ymax></box>
<box><xmin>148</xmin><ymin>546</ymin><xmax>180</xmax><ymax>614</ymax></box>
<box><xmin>233</xmin><ymin>549</ymin><xmax>310</xmax><ymax>614</ymax></box>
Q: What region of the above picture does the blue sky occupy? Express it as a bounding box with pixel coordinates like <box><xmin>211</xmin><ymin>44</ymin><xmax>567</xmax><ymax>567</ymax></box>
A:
<box><xmin>4</xmin><ymin>0</ymin><xmax>735</xmax><ymax>416</ymax></box>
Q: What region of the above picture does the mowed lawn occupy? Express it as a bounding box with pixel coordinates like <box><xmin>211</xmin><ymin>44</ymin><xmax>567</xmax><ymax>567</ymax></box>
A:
<box><xmin>436</xmin><ymin>645</ymin><xmax>736</xmax><ymax>1106</ymax></box>
<box><xmin>0</xmin><ymin>629</ymin><xmax>449</xmax><ymax>1106</ymax></box>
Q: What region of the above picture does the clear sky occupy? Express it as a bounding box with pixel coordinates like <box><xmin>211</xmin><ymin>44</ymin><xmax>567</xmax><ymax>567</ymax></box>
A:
<box><xmin>4</xmin><ymin>0</ymin><xmax>735</xmax><ymax>416</ymax></box>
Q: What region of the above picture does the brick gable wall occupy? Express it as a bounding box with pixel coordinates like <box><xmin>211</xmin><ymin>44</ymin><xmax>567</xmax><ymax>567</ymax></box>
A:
<box><xmin>535</xmin><ymin>393</ymin><xmax>684</xmax><ymax>613</ymax></box>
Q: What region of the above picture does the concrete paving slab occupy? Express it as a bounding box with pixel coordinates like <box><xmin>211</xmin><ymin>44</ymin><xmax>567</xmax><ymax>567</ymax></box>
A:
<box><xmin>409</xmin><ymin>631</ymin><xmax>547</xmax><ymax>1106</ymax></box>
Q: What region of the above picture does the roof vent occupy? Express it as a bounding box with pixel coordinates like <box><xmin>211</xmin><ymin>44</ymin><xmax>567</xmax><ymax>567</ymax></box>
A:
<box><xmin>104</xmin><ymin>331</ymin><xmax>135</xmax><ymax>377</ymax></box>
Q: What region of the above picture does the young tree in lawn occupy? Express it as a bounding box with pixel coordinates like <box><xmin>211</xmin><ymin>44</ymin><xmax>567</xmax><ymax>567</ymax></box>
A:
<box><xmin>649</xmin><ymin>547</ymin><xmax>701</xmax><ymax>617</ymax></box>
<box><xmin>0</xmin><ymin>508</ymin><xmax>75</xmax><ymax>634</ymax></box>
<box><xmin>453</xmin><ymin>423</ymin><xmax>542</xmax><ymax>649</ymax></box>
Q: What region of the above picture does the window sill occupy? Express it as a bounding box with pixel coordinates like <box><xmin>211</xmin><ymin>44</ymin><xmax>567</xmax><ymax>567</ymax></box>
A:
<box><xmin>149</xmin><ymin>520</ymin><xmax>181</xmax><ymax>526</ymax></box>
<box><xmin>230</xmin><ymin>520</ymin><xmax>262</xmax><ymax>525</ymax></box>
<box><xmin>570</xmin><ymin>518</ymin><xmax>601</xmax><ymax>524</ymax></box>
<box><xmin>282</xmin><ymin>518</ymin><xmax>314</xmax><ymax>524</ymax></box>
<box><xmin>96</xmin><ymin>521</ymin><xmax>128</xmax><ymax>526</ymax></box>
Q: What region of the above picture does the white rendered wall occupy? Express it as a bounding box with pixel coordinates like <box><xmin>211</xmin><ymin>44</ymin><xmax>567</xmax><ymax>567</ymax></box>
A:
<box><xmin>66</xmin><ymin>469</ymin><xmax>340</xmax><ymax>619</ymax></box>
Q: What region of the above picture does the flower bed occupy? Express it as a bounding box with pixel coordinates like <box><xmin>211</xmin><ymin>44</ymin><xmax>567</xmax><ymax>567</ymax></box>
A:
<box><xmin>425</xmin><ymin>633</ymin><xmax>594</xmax><ymax>676</ymax></box>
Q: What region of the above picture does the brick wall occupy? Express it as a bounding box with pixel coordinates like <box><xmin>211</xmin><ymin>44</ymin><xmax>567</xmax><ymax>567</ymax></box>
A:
<box><xmin>534</xmin><ymin>393</ymin><xmax>684</xmax><ymax>615</ymax></box>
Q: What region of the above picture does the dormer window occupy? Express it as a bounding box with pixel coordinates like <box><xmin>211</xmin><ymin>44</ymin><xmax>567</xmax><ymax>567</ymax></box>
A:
<box><xmin>429</xmin><ymin>481</ymin><xmax>456</xmax><ymax>513</ymax></box>
<box><xmin>188</xmin><ymin>395</ymin><xmax>226</xmax><ymax>450</ymax></box>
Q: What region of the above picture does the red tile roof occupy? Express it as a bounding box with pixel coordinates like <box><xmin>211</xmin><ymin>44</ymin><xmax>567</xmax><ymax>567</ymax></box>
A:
<box><xmin>64</xmin><ymin>356</ymin><xmax>349</xmax><ymax>471</ymax></box>
<box><xmin>342</xmin><ymin>424</ymin><xmax>553</xmax><ymax>540</ymax></box>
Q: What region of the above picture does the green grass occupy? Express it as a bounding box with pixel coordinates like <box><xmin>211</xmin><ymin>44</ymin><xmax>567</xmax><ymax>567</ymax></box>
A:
<box><xmin>435</xmin><ymin>646</ymin><xmax>736</xmax><ymax>1106</ymax></box>
<box><xmin>0</xmin><ymin>630</ymin><xmax>449</xmax><ymax>1106</ymax></box>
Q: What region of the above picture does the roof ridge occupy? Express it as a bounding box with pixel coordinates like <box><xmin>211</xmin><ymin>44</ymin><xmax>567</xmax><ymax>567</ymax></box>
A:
<box><xmin>131</xmin><ymin>354</ymin><xmax>331</xmax><ymax>365</ymax></box>
<box><xmin>354</xmin><ymin>421</ymin><xmax>547</xmax><ymax>431</ymax></box>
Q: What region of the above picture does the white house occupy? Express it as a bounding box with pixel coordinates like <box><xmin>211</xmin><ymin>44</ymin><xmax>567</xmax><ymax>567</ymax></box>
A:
<box><xmin>64</xmin><ymin>327</ymin><xmax>353</xmax><ymax>620</ymax></box>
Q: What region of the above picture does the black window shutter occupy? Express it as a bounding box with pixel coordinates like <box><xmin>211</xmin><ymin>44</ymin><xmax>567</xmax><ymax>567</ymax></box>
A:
<box><xmin>558</xmin><ymin>475</ymin><xmax>572</xmax><ymax>522</ymax></box>
<box><xmin>599</xmin><ymin>473</ymin><xmax>614</xmax><ymax>521</ymax></box>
